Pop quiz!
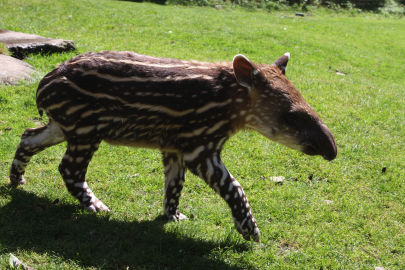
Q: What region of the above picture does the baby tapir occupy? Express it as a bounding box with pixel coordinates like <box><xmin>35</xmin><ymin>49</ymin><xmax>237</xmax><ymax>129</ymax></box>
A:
<box><xmin>10</xmin><ymin>51</ymin><xmax>337</xmax><ymax>242</ymax></box>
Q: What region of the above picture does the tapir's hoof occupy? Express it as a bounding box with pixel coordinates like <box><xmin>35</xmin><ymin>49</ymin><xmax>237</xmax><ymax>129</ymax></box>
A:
<box><xmin>85</xmin><ymin>199</ymin><xmax>110</xmax><ymax>212</ymax></box>
<box><xmin>9</xmin><ymin>174</ymin><xmax>26</xmax><ymax>188</ymax></box>
<box><xmin>242</xmin><ymin>227</ymin><xmax>260</xmax><ymax>242</ymax></box>
<box><xmin>167</xmin><ymin>212</ymin><xmax>188</xmax><ymax>222</ymax></box>
<box><xmin>234</xmin><ymin>216</ymin><xmax>260</xmax><ymax>242</ymax></box>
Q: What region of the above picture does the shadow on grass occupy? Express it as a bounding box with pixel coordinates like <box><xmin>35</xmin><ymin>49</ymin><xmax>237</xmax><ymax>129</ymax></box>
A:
<box><xmin>0</xmin><ymin>185</ymin><xmax>255</xmax><ymax>269</ymax></box>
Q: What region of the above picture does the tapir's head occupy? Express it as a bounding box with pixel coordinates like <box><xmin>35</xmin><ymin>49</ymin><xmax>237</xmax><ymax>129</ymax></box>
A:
<box><xmin>233</xmin><ymin>53</ymin><xmax>337</xmax><ymax>161</ymax></box>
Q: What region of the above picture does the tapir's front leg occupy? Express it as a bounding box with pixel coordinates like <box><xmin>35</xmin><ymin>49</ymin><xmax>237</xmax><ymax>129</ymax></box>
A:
<box><xmin>162</xmin><ymin>151</ymin><xmax>187</xmax><ymax>221</ymax></box>
<box><xmin>185</xmin><ymin>151</ymin><xmax>260</xmax><ymax>242</ymax></box>
<box><xmin>59</xmin><ymin>141</ymin><xmax>109</xmax><ymax>212</ymax></box>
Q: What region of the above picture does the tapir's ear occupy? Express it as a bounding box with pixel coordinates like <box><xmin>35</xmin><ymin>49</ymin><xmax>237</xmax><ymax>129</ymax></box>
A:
<box><xmin>273</xmin><ymin>52</ymin><xmax>290</xmax><ymax>75</ymax></box>
<box><xmin>233</xmin><ymin>54</ymin><xmax>258</xmax><ymax>89</ymax></box>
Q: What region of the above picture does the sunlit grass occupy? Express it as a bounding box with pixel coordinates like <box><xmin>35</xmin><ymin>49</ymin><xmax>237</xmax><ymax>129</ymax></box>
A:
<box><xmin>0</xmin><ymin>0</ymin><xmax>404</xmax><ymax>269</ymax></box>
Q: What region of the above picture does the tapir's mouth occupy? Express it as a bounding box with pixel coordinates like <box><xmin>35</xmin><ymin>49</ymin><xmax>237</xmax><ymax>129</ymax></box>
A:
<box><xmin>322</xmin><ymin>152</ymin><xmax>337</xmax><ymax>161</ymax></box>
<box><xmin>302</xmin><ymin>143</ymin><xmax>318</xmax><ymax>156</ymax></box>
<box><xmin>302</xmin><ymin>142</ymin><xmax>336</xmax><ymax>161</ymax></box>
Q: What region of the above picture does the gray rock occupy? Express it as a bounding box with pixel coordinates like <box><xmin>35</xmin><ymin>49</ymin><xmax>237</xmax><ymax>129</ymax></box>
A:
<box><xmin>0</xmin><ymin>29</ymin><xmax>75</xmax><ymax>59</ymax></box>
<box><xmin>0</xmin><ymin>54</ymin><xmax>35</xmax><ymax>85</ymax></box>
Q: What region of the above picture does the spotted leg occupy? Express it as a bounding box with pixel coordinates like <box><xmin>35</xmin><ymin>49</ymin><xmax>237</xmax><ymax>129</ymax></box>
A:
<box><xmin>185</xmin><ymin>152</ymin><xmax>260</xmax><ymax>242</ymax></box>
<box><xmin>10</xmin><ymin>121</ymin><xmax>65</xmax><ymax>187</ymax></box>
<box><xmin>162</xmin><ymin>151</ymin><xmax>187</xmax><ymax>221</ymax></box>
<box><xmin>58</xmin><ymin>141</ymin><xmax>109</xmax><ymax>212</ymax></box>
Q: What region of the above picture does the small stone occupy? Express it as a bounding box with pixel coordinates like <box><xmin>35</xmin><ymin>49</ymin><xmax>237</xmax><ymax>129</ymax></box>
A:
<box><xmin>9</xmin><ymin>253</ymin><xmax>36</xmax><ymax>270</ymax></box>
<box><xmin>270</xmin><ymin>176</ymin><xmax>285</xmax><ymax>184</ymax></box>
<box><xmin>324</xmin><ymin>200</ymin><xmax>333</xmax><ymax>205</ymax></box>
<box><xmin>336</xmin><ymin>70</ymin><xmax>346</xmax><ymax>76</ymax></box>
<box><xmin>374</xmin><ymin>267</ymin><xmax>385</xmax><ymax>270</ymax></box>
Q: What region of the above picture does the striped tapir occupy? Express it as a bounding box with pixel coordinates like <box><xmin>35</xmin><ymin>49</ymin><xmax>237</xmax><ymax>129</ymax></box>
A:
<box><xmin>9</xmin><ymin>51</ymin><xmax>337</xmax><ymax>242</ymax></box>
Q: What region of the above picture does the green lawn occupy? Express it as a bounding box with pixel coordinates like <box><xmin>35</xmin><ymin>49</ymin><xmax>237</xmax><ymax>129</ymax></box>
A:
<box><xmin>0</xmin><ymin>0</ymin><xmax>404</xmax><ymax>269</ymax></box>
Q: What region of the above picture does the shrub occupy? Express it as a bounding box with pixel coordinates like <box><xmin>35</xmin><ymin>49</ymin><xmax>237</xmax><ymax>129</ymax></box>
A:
<box><xmin>380</xmin><ymin>0</ymin><xmax>405</xmax><ymax>14</ymax></box>
<box><xmin>351</xmin><ymin>0</ymin><xmax>386</xmax><ymax>10</ymax></box>
<box><xmin>165</xmin><ymin>0</ymin><xmax>399</xmax><ymax>11</ymax></box>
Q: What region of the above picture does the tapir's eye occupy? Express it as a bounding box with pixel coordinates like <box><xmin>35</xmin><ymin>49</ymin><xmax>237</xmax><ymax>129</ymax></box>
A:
<box><xmin>282</xmin><ymin>112</ymin><xmax>305</xmax><ymax>128</ymax></box>
<box><xmin>283</xmin><ymin>113</ymin><xmax>296</xmax><ymax>126</ymax></box>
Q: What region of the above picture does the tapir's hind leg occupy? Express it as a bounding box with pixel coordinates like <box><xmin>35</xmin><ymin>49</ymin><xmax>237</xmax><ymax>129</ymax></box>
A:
<box><xmin>10</xmin><ymin>121</ymin><xmax>65</xmax><ymax>187</ymax></box>
<box><xmin>162</xmin><ymin>151</ymin><xmax>187</xmax><ymax>221</ymax></box>
<box><xmin>59</xmin><ymin>141</ymin><xmax>109</xmax><ymax>212</ymax></box>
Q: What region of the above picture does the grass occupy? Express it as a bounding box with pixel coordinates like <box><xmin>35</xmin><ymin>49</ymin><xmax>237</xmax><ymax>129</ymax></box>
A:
<box><xmin>0</xmin><ymin>43</ymin><xmax>9</xmax><ymax>55</ymax></box>
<box><xmin>0</xmin><ymin>0</ymin><xmax>404</xmax><ymax>269</ymax></box>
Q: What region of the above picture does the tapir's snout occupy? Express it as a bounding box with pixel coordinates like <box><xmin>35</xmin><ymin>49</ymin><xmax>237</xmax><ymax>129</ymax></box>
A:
<box><xmin>301</xmin><ymin>122</ymin><xmax>337</xmax><ymax>161</ymax></box>
<box><xmin>319</xmin><ymin>123</ymin><xmax>337</xmax><ymax>161</ymax></box>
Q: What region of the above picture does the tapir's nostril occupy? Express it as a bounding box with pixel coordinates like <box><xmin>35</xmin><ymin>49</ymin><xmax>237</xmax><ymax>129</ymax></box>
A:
<box><xmin>328</xmin><ymin>138</ymin><xmax>337</xmax><ymax>160</ymax></box>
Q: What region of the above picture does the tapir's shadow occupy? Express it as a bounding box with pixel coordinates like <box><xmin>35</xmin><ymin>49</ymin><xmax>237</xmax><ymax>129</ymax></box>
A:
<box><xmin>0</xmin><ymin>185</ymin><xmax>253</xmax><ymax>269</ymax></box>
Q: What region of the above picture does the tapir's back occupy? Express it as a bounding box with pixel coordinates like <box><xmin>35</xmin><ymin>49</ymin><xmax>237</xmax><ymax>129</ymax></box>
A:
<box><xmin>35</xmin><ymin>51</ymin><xmax>247</xmax><ymax>151</ymax></box>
